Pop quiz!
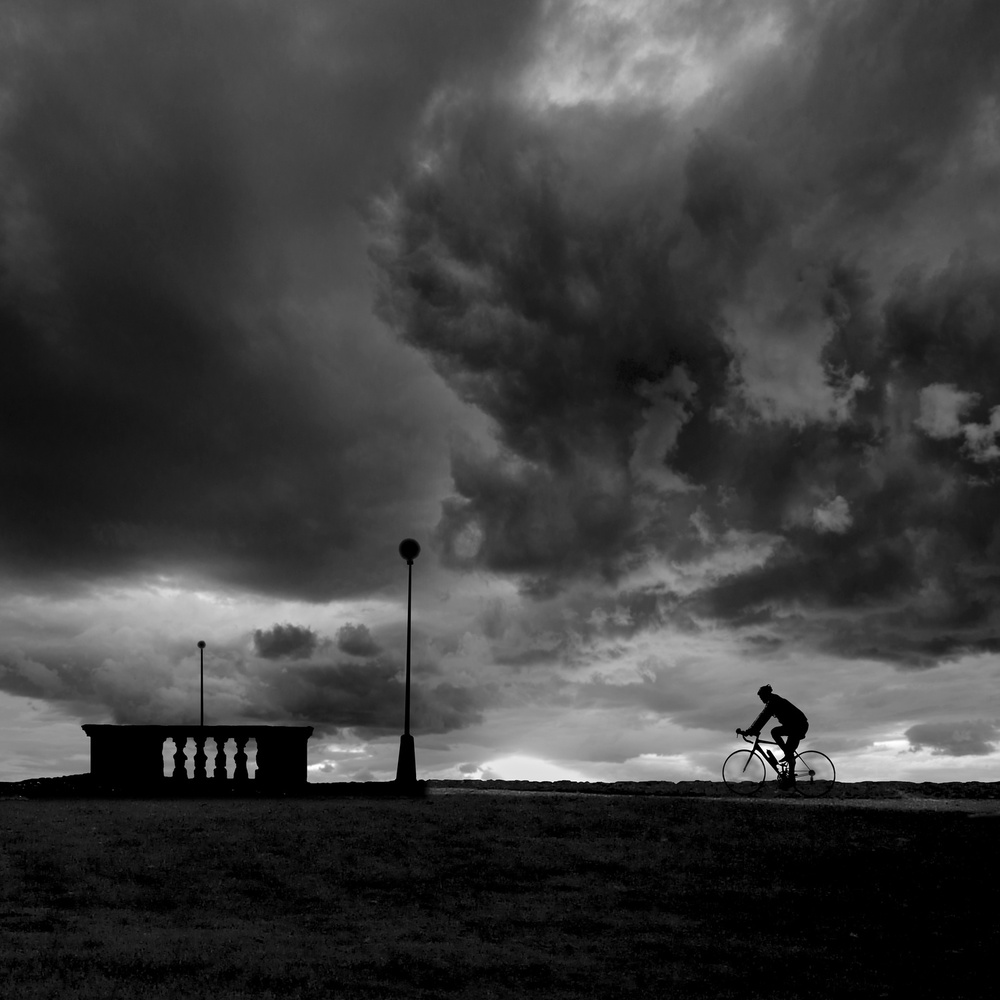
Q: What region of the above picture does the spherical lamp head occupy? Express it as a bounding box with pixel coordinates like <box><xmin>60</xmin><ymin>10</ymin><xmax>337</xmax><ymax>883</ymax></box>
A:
<box><xmin>398</xmin><ymin>538</ymin><xmax>421</xmax><ymax>564</ymax></box>
<box><xmin>197</xmin><ymin>640</ymin><xmax>206</xmax><ymax>649</ymax></box>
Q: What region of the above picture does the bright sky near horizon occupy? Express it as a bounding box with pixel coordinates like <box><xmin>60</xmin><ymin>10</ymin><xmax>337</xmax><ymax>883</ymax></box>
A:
<box><xmin>2</xmin><ymin>0</ymin><xmax>1000</xmax><ymax>784</ymax></box>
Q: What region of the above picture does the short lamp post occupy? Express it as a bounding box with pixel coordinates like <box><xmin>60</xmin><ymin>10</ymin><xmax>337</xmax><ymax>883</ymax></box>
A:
<box><xmin>395</xmin><ymin>538</ymin><xmax>420</xmax><ymax>785</ymax></box>
<box><xmin>197</xmin><ymin>640</ymin><xmax>206</xmax><ymax>727</ymax></box>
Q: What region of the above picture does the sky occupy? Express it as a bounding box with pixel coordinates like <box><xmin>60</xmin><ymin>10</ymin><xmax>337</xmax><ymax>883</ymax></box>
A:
<box><xmin>2</xmin><ymin>0</ymin><xmax>1000</xmax><ymax>784</ymax></box>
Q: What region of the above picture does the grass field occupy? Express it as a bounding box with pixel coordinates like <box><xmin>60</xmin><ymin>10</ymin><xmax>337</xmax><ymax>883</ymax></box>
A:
<box><xmin>0</xmin><ymin>791</ymin><xmax>994</xmax><ymax>998</ymax></box>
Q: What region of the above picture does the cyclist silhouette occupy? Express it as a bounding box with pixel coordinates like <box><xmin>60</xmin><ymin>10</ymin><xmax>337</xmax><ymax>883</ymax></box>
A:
<box><xmin>737</xmin><ymin>685</ymin><xmax>809</xmax><ymax>787</ymax></box>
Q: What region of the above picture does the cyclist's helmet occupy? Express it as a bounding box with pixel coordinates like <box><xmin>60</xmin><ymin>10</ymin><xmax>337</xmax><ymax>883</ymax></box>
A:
<box><xmin>757</xmin><ymin>684</ymin><xmax>773</xmax><ymax>700</ymax></box>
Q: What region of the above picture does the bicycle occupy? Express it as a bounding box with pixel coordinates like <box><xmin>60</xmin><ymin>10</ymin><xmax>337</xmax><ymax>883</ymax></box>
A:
<box><xmin>722</xmin><ymin>732</ymin><xmax>836</xmax><ymax>797</ymax></box>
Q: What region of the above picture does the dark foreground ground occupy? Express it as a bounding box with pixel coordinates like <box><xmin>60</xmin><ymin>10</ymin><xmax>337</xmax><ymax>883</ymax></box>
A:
<box><xmin>1</xmin><ymin>783</ymin><xmax>997</xmax><ymax>999</ymax></box>
<box><xmin>4</xmin><ymin>772</ymin><xmax>1000</xmax><ymax>801</ymax></box>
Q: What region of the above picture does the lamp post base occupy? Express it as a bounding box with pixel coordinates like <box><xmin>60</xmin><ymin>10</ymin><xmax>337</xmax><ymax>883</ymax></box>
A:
<box><xmin>395</xmin><ymin>733</ymin><xmax>416</xmax><ymax>785</ymax></box>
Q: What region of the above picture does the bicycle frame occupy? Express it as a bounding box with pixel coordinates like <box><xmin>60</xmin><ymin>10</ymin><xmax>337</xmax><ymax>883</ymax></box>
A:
<box><xmin>739</xmin><ymin>732</ymin><xmax>794</xmax><ymax>775</ymax></box>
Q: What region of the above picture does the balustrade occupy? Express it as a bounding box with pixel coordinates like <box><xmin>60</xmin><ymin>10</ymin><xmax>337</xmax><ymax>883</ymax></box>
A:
<box><xmin>82</xmin><ymin>725</ymin><xmax>313</xmax><ymax>789</ymax></box>
<box><xmin>168</xmin><ymin>734</ymin><xmax>256</xmax><ymax>780</ymax></box>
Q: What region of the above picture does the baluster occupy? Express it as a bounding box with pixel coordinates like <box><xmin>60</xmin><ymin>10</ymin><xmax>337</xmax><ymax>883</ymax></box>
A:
<box><xmin>193</xmin><ymin>736</ymin><xmax>208</xmax><ymax>780</ymax></box>
<box><xmin>172</xmin><ymin>736</ymin><xmax>188</xmax><ymax>780</ymax></box>
<box><xmin>254</xmin><ymin>735</ymin><xmax>266</xmax><ymax>782</ymax></box>
<box><xmin>213</xmin><ymin>736</ymin><xmax>228</xmax><ymax>780</ymax></box>
<box><xmin>233</xmin><ymin>737</ymin><xmax>249</xmax><ymax>781</ymax></box>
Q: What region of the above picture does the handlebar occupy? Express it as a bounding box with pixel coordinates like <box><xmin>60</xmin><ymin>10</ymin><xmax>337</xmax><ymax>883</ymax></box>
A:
<box><xmin>736</xmin><ymin>730</ymin><xmax>779</xmax><ymax>745</ymax></box>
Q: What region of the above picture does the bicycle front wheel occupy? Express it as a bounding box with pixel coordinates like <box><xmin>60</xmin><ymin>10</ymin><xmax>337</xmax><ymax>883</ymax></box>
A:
<box><xmin>722</xmin><ymin>749</ymin><xmax>766</xmax><ymax>796</ymax></box>
<box><xmin>794</xmin><ymin>751</ymin><xmax>836</xmax><ymax>797</ymax></box>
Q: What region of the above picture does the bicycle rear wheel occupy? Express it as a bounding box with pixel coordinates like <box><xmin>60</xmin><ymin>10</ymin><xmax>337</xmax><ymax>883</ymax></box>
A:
<box><xmin>794</xmin><ymin>751</ymin><xmax>835</xmax><ymax>797</ymax></box>
<box><xmin>722</xmin><ymin>750</ymin><xmax>766</xmax><ymax>795</ymax></box>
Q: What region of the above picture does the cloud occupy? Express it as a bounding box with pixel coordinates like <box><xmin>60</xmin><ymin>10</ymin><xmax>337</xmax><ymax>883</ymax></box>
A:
<box><xmin>0</xmin><ymin>618</ymin><xmax>489</xmax><ymax>739</ymax></box>
<box><xmin>629</xmin><ymin>370</ymin><xmax>699</xmax><ymax>492</ymax></box>
<box><xmin>915</xmin><ymin>384</ymin><xmax>980</xmax><ymax>440</ymax></box>
<box><xmin>0</xmin><ymin>641</ymin><xmax>204</xmax><ymax>726</ymax></box>
<box><xmin>905</xmin><ymin>720</ymin><xmax>1000</xmax><ymax>757</ymax></box>
<box><xmin>336</xmin><ymin>623</ymin><xmax>381</xmax><ymax>658</ymax></box>
<box><xmin>961</xmin><ymin>408</ymin><xmax>1000</xmax><ymax>464</ymax></box>
<box><xmin>245</xmin><ymin>655</ymin><xmax>489</xmax><ymax>737</ymax></box>
<box><xmin>811</xmin><ymin>496</ymin><xmax>852</xmax><ymax>535</ymax></box>
<box><xmin>0</xmin><ymin>0</ymin><xmax>542</xmax><ymax>601</ymax></box>
<box><xmin>915</xmin><ymin>385</ymin><xmax>1000</xmax><ymax>464</ymax></box>
<box><xmin>371</xmin><ymin>2</ymin><xmax>1000</xmax><ymax>667</ymax></box>
<box><xmin>252</xmin><ymin>623</ymin><xmax>319</xmax><ymax>660</ymax></box>
<box><xmin>372</xmin><ymin>100</ymin><xmax>737</xmax><ymax>589</ymax></box>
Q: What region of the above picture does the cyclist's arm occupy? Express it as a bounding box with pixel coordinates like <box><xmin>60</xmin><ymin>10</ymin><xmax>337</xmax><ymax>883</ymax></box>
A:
<box><xmin>744</xmin><ymin>706</ymin><xmax>772</xmax><ymax>737</ymax></box>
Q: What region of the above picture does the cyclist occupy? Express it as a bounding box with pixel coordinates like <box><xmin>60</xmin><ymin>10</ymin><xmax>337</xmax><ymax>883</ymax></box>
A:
<box><xmin>737</xmin><ymin>684</ymin><xmax>809</xmax><ymax>788</ymax></box>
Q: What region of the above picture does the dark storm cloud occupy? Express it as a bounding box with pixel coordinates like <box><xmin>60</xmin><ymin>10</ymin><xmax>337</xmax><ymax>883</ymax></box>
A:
<box><xmin>252</xmin><ymin>623</ymin><xmax>319</xmax><ymax>660</ymax></box>
<box><xmin>758</xmin><ymin>1</ymin><xmax>1000</xmax><ymax>212</ymax></box>
<box><xmin>0</xmin><ymin>639</ymin><xmax>204</xmax><ymax>725</ymax></box>
<box><xmin>335</xmin><ymin>622</ymin><xmax>380</xmax><ymax>657</ymax></box>
<box><xmin>372</xmin><ymin>101</ymin><xmax>738</xmax><ymax>585</ymax></box>
<box><xmin>831</xmin><ymin>634</ymin><xmax>1000</xmax><ymax>671</ymax></box>
<box><xmin>373</xmin><ymin>2</ymin><xmax>1000</xmax><ymax>665</ymax></box>
<box><xmin>0</xmin><ymin>0</ymin><xmax>542</xmax><ymax>600</ymax></box>
<box><xmin>905</xmin><ymin>720</ymin><xmax>1000</xmax><ymax>757</ymax></box>
<box><xmin>694</xmin><ymin>260</ymin><xmax>1000</xmax><ymax>648</ymax></box>
<box><xmin>246</xmin><ymin>654</ymin><xmax>488</xmax><ymax>737</ymax></box>
<box><xmin>0</xmin><ymin>628</ymin><xmax>488</xmax><ymax>737</ymax></box>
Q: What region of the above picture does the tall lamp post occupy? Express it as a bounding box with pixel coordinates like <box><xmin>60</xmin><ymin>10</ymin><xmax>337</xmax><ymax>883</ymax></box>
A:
<box><xmin>395</xmin><ymin>538</ymin><xmax>420</xmax><ymax>785</ymax></box>
<box><xmin>197</xmin><ymin>640</ymin><xmax>206</xmax><ymax>727</ymax></box>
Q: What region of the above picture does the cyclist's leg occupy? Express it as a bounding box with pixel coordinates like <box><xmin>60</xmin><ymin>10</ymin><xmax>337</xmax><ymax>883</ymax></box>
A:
<box><xmin>771</xmin><ymin>725</ymin><xmax>790</xmax><ymax>764</ymax></box>
<box><xmin>771</xmin><ymin>726</ymin><xmax>790</xmax><ymax>786</ymax></box>
<box><xmin>783</xmin><ymin>727</ymin><xmax>807</xmax><ymax>782</ymax></box>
